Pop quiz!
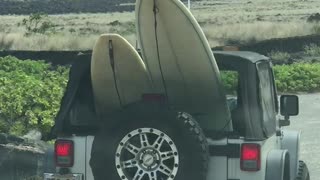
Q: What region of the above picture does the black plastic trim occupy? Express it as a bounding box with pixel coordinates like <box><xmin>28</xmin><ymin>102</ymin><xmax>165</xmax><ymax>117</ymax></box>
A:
<box><xmin>209</xmin><ymin>144</ymin><xmax>240</xmax><ymax>158</ymax></box>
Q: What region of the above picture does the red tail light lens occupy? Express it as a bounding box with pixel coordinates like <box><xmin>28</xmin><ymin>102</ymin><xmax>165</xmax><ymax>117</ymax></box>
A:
<box><xmin>55</xmin><ymin>140</ymin><xmax>74</xmax><ymax>167</ymax></box>
<box><xmin>241</xmin><ymin>143</ymin><xmax>260</xmax><ymax>171</ymax></box>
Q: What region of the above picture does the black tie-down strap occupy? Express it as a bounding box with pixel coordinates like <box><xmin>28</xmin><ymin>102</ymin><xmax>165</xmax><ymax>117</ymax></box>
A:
<box><xmin>109</xmin><ymin>40</ymin><xmax>122</xmax><ymax>107</ymax></box>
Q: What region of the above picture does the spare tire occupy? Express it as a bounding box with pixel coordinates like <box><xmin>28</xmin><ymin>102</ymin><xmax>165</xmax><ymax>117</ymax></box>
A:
<box><xmin>90</xmin><ymin>102</ymin><xmax>209</xmax><ymax>180</ymax></box>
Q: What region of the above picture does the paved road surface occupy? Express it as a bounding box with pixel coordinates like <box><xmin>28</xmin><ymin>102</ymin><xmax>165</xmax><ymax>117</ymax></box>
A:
<box><xmin>288</xmin><ymin>93</ymin><xmax>320</xmax><ymax>179</ymax></box>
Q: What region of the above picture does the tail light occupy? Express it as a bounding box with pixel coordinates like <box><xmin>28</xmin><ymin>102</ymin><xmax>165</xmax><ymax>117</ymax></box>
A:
<box><xmin>241</xmin><ymin>143</ymin><xmax>260</xmax><ymax>171</ymax></box>
<box><xmin>55</xmin><ymin>140</ymin><xmax>74</xmax><ymax>167</ymax></box>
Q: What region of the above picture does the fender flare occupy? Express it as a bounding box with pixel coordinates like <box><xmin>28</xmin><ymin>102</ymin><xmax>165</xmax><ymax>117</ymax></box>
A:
<box><xmin>281</xmin><ymin>130</ymin><xmax>301</xmax><ymax>179</ymax></box>
<box><xmin>265</xmin><ymin>149</ymin><xmax>290</xmax><ymax>180</ymax></box>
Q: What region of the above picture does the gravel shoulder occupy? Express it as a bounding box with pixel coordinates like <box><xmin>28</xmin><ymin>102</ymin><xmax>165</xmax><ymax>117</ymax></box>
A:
<box><xmin>287</xmin><ymin>93</ymin><xmax>320</xmax><ymax>178</ymax></box>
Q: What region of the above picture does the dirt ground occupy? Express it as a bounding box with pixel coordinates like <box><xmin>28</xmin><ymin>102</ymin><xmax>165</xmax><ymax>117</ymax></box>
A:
<box><xmin>288</xmin><ymin>93</ymin><xmax>320</xmax><ymax>178</ymax></box>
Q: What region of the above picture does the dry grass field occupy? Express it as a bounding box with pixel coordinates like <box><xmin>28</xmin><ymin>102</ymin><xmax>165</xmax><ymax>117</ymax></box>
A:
<box><xmin>0</xmin><ymin>0</ymin><xmax>320</xmax><ymax>50</ymax></box>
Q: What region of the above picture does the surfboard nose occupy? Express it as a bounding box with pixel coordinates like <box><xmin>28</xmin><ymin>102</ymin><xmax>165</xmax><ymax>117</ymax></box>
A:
<box><xmin>91</xmin><ymin>34</ymin><xmax>152</xmax><ymax>117</ymax></box>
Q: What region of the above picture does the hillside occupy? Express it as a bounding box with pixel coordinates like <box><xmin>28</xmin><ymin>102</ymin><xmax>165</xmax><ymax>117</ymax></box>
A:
<box><xmin>0</xmin><ymin>0</ymin><xmax>135</xmax><ymax>15</ymax></box>
<box><xmin>0</xmin><ymin>0</ymin><xmax>319</xmax><ymax>50</ymax></box>
<box><xmin>0</xmin><ymin>0</ymin><xmax>194</xmax><ymax>15</ymax></box>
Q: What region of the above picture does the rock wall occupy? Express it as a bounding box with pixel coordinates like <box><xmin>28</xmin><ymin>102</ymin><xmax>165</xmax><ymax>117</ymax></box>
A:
<box><xmin>0</xmin><ymin>0</ymin><xmax>134</xmax><ymax>15</ymax></box>
<box><xmin>0</xmin><ymin>133</ymin><xmax>54</xmax><ymax>179</ymax></box>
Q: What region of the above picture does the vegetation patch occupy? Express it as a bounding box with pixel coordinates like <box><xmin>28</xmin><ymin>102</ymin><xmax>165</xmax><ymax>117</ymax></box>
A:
<box><xmin>268</xmin><ymin>51</ymin><xmax>292</xmax><ymax>65</ymax></box>
<box><xmin>304</xmin><ymin>44</ymin><xmax>320</xmax><ymax>57</ymax></box>
<box><xmin>0</xmin><ymin>56</ymin><xmax>69</xmax><ymax>138</ymax></box>
<box><xmin>18</xmin><ymin>13</ymin><xmax>56</xmax><ymax>36</ymax></box>
<box><xmin>221</xmin><ymin>63</ymin><xmax>320</xmax><ymax>94</ymax></box>
<box><xmin>109</xmin><ymin>21</ymin><xmax>136</xmax><ymax>35</ymax></box>
<box><xmin>273</xmin><ymin>63</ymin><xmax>320</xmax><ymax>93</ymax></box>
<box><xmin>220</xmin><ymin>71</ymin><xmax>238</xmax><ymax>94</ymax></box>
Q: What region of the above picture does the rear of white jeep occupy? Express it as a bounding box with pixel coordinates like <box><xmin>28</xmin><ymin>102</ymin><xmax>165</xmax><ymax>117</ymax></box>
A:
<box><xmin>44</xmin><ymin>54</ymin><xmax>97</xmax><ymax>180</ymax></box>
<box><xmin>44</xmin><ymin>136</ymin><xmax>95</xmax><ymax>180</ymax></box>
<box><xmin>44</xmin><ymin>51</ymin><xmax>309</xmax><ymax>180</ymax></box>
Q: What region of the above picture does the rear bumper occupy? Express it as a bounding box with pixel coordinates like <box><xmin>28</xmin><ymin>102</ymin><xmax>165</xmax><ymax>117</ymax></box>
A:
<box><xmin>44</xmin><ymin>173</ymin><xmax>83</xmax><ymax>180</ymax></box>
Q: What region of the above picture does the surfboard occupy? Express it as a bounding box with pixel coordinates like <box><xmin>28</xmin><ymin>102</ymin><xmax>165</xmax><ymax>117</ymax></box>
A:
<box><xmin>135</xmin><ymin>0</ymin><xmax>231</xmax><ymax>130</ymax></box>
<box><xmin>91</xmin><ymin>34</ymin><xmax>152</xmax><ymax>117</ymax></box>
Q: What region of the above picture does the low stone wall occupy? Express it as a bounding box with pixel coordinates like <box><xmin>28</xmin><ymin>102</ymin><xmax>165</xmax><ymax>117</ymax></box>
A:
<box><xmin>0</xmin><ymin>134</ymin><xmax>54</xmax><ymax>179</ymax></box>
<box><xmin>0</xmin><ymin>144</ymin><xmax>43</xmax><ymax>180</ymax></box>
<box><xmin>0</xmin><ymin>0</ymin><xmax>134</xmax><ymax>15</ymax></box>
<box><xmin>0</xmin><ymin>50</ymin><xmax>91</xmax><ymax>66</ymax></box>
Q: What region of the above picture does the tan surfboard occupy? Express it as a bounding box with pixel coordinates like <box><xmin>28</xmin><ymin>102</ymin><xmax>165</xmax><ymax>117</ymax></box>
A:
<box><xmin>136</xmin><ymin>0</ymin><xmax>231</xmax><ymax>130</ymax></box>
<box><xmin>91</xmin><ymin>34</ymin><xmax>152</xmax><ymax>116</ymax></box>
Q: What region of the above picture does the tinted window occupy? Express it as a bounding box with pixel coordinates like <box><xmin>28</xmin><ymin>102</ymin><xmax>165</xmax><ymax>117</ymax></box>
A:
<box><xmin>221</xmin><ymin>70</ymin><xmax>239</xmax><ymax>110</ymax></box>
<box><xmin>257</xmin><ymin>62</ymin><xmax>276</xmax><ymax>135</ymax></box>
<box><xmin>221</xmin><ymin>70</ymin><xmax>246</xmax><ymax>135</ymax></box>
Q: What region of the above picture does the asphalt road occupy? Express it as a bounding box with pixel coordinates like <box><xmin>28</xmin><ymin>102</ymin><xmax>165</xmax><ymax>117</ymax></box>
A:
<box><xmin>288</xmin><ymin>93</ymin><xmax>320</xmax><ymax>179</ymax></box>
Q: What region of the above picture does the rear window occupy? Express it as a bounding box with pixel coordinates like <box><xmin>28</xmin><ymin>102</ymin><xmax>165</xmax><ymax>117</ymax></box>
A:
<box><xmin>221</xmin><ymin>70</ymin><xmax>238</xmax><ymax>95</ymax></box>
<box><xmin>256</xmin><ymin>62</ymin><xmax>277</xmax><ymax>136</ymax></box>
<box><xmin>221</xmin><ymin>70</ymin><xmax>239</xmax><ymax>111</ymax></box>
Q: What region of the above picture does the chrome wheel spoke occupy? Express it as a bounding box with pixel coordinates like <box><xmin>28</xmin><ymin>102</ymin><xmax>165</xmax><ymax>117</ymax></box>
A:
<box><xmin>153</xmin><ymin>136</ymin><xmax>165</xmax><ymax>150</ymax></box>
<box><xmin>133</xmin><ymin>168</ymin><xmax>145</xmax><ymax>180</ymax></box>
<box><xmin>121</xmin><ymin>158</ymin><xmax>137</xmax><ymax>169</ymax></box>
<box><xmin>140</xmin><ymin>133</ymin><xmax>150</xmax><ymax>147</ymax></box>
<box><xmin>125</xmin><ymin>142</ymin><xmax>140</xmax><ymax>156</ymax></box>
<box><xmin>160</xmin><ymin>150</ymin><xmax>175</xmax><ymax>161</ymax></box>
<box><xmin>158</xmin><ymin>164</ymin><xmax>172</xmax><ymax>177</ymax></box>
<box><xmin>147</xmin><ymin>172</ymin><xmax>157</xmax><ymax>180</ymax></box>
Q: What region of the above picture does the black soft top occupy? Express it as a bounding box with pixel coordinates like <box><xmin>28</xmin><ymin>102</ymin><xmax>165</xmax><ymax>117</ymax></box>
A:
<box><xmin>213</xmin><ymin>51</ymin><xmax>269</xmax><ymax>64</ymax></box>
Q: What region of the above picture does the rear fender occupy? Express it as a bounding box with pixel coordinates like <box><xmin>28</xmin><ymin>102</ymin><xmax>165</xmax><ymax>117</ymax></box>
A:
<box><xmin>265</xmin><ymin>149</ymin><xmax>290</xmax><ymax>180</ymax></box>
<box><xmin>280</xmin><ymin>130</ymin><xmax>300</xmax><ymax>180</ymax></box>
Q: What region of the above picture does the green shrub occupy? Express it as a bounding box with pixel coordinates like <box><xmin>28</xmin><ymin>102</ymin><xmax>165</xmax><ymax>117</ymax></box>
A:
<box><xmin>268</xmin><ymin>51</ymin><xmax>291</xmax><ymax>65</ymax></box>
<box><xmin>220</xmin><ymin>71</ymin><xmax>238</xmax><ymax>94</ymax></box>
<box><xmin>0</xmin><ymin>56</ymin><xmax>69</xmax><ymax>137</ymax></box>
<box><xmin>19</xmin><ymin>13</ymin><xmax>56</xmax><ymax>36</ymax></box>
<box><xmin>304</xmin><ymin>44</ymin><xmax>320</xmax><ymax>57</ymax></box>
<box><xmin>273</xmin><ymin>63</ymin><xmax>320</xmax><ymax>92</ymax></box>
<box><xmin>220</xmin><ymin>63</ymin><xmax>320</xmax><ymax>93</ymax></box>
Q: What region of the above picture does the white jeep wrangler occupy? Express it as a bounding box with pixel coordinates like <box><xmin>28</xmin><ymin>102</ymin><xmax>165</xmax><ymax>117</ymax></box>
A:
<box><xmin>44</xmin><ymin>50</ymin><xmax>310</xmax><ymax>180</ymax></box>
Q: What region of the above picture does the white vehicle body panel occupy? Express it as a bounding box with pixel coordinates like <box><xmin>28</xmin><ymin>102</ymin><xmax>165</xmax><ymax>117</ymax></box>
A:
<box><xmin>207</xmin><ymin>156</ymin><xmax>228</xmax><ymax>180</ymax></box>
<box><xmin>49</xmin><ymin>131</ymin><xmax>298</xmax><ymax>180</ymax></box>
<box><xmin>56</xmin><ymin>136</ymin><xmax>86</xmax><ymax>176</ymax></box>
<box><xmin>205</xmin><ymin>135</ymin><xmax>279</xmax><ymax>180</ymax></box>
<box><xmin>233</xmin><ymin>135</ymin><xmax>277</xmax><ymax>180</ymax></box>
<box><xmin>206</xmin><ymin>138</ymin><xmax>228</xmax><ymax>180</ymax></box>
<box><xmin>55</xmin><ymin>136</ymin><xmax>93</xmax><ymax>180</ymax></box>
<box><xmin>86</xmin><ymin>136</ymin><xmax>95</xmax><ymax>180</ymax></box>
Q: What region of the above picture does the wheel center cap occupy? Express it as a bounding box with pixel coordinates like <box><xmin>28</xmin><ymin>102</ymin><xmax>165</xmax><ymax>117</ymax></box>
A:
<box><xmin>142</xmin><ymin>154</ymin><xmax>154</xmax><ymax>166</ymax></box>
